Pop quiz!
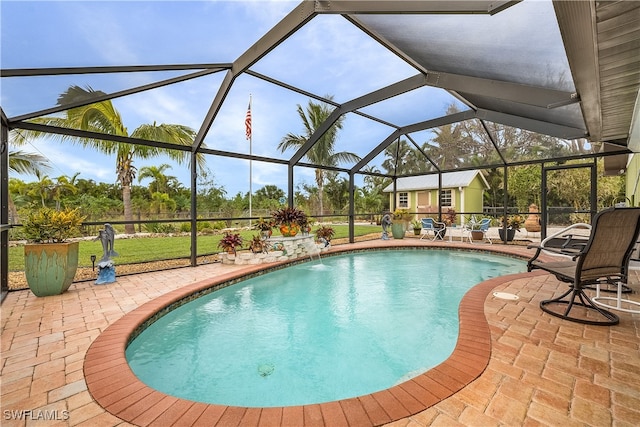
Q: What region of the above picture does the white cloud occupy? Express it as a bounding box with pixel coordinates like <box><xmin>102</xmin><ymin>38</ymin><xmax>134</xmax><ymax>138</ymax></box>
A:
<box><xmin>15</xmin><ymin>139</ymin><xmax>114</xmax><ymax>182</ymax></box>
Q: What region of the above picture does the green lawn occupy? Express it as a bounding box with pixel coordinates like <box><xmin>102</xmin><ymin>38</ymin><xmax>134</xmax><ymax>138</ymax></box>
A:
<box><xmin>8</xmin><ymin>224</ymin><xmax>381</xmax><ymax>271</ymax></box>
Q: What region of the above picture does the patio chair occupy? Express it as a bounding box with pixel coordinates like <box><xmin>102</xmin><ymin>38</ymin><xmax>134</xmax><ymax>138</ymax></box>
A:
<box><xmin>463</xmin><ymin>218</ymin><xmax>492</xmax><ymax>244</ymax></box>
<box><xmin>527</xmin><ymin>207</ymin><xmax>640</xmax><ymax>325</ymax></box>
<box><xmin>420</xmin><ymin>218</ymin><xmax>446</xmax><ymax>241</ymax></box>
<box><xmin>531</xmin><ymin>221</ymin><xmax>634</xmax><ymax>295</ymax></box>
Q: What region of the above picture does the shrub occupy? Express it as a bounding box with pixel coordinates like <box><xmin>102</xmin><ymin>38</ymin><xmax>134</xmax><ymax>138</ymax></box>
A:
<box><xmin>143</xmin><ymin>223</ymin><xmax>176</xmax><ymax>233</ymax></box>
<box><xmin>22</xmin><ymin>207</ymin><xmax>85</xmax><ymax>243</ymax></box>
<box><xmin>217</xmin><ymin>231</ymin><xmax>243</xmax><ymax>254</ymax></box>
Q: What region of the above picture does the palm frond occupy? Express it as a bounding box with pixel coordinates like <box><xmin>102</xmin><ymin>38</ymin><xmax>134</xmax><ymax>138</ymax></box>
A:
<box><xmin>8</xmin><ymin>150</ymin><xmax>51</xmax><ymax>175</ymax></box>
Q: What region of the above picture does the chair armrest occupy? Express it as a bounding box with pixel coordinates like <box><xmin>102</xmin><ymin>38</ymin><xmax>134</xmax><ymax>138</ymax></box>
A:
<box><xmin>528</xmin><ymin>244</ymin><xmax>584</xmax><ymax>259</ymax></box>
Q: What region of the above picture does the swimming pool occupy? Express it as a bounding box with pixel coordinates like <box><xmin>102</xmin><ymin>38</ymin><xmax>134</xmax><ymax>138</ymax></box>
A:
<box><xmin>126</xmin><ymin>249</ymin><xmax>524</xmax><ymax>407</ymax></box>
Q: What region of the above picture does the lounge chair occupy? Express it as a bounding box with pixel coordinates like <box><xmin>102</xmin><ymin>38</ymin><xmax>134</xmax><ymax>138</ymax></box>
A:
<box><xmin>527</xmin><ymin>207</ymin><xmax>640</xmax><ymax>325</ymax></box>
<box><xmin>420</xmin><ymin>218</ymin><xmax>446</xmax><ymax>241</ymax></box>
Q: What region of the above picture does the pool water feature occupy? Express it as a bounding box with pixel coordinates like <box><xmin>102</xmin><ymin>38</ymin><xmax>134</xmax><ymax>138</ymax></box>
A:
<box><xmin>126</xmin><ymin>249</ymin><xmax>524</xmax><ymax>407</ymax></box>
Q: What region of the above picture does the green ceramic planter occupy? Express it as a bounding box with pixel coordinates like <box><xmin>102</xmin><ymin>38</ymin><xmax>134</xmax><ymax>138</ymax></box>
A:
<box><xmin>391</xmin><ymin>222</ymin><xmax>406</xmax><ymax>239</ymax></box>
<box><xmin>24</xmin><ymin>242</ymin><xmax>79</xmax><ymax>297</ymax></box>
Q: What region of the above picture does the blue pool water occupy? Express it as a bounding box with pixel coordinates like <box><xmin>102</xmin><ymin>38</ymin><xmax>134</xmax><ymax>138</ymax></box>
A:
<box><xmin>126</xmin><ymin>250</ymin><xmax>524</xmax><ymax>407</ymax></box>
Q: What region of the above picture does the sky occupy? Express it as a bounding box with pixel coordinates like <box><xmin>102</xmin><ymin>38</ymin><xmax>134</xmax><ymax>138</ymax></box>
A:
<box><xmin>2</xmin><ymin>0</ymin><xmax>562</xmax><ymax>197</ymax></box>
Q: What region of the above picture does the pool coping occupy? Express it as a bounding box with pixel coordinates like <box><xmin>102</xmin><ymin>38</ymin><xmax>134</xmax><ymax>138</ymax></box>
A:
<box><xmin>84</xmin><ymin>244</ymin><xmax>543</xmax><ymax>426</ymax></box>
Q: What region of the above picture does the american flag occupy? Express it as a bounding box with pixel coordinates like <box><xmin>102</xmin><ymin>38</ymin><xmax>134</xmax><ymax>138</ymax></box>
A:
<box><xmin>245</xmin><ymin>100</ymin><xmax>252</xmax><ymax>141</ymax></box>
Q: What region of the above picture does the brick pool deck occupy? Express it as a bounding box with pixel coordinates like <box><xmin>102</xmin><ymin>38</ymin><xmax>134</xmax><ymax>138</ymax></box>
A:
<box><xmin>1</xmin><ymin>238</ymin><xmax>639</xmax><ymax>426</ymax></box>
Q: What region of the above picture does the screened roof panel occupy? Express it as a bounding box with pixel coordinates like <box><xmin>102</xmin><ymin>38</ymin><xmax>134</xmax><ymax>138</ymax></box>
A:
<box><xmin>203</xmin><ymin>74</ymin><xmax>313</xmax><ymax>162</ymax></box>
<box><xmin>460</xmin><ymin>93</ymin><xmax>587</xmax><ymax>135</ymax></box>
<box><xmin>355</xmin><ymin>1</ymin><xmax>574</xmax><ymax>91</ymax></box>
<box><xmin>3</xmin><ymin>70</ymin><xmax>221</xmax><ymax>120</ymax></box>
<box><xmin>13</xmin><ymin>73</ymin><xmax>223</xmax><ymax>143</ymax></box>
<box><xmin>319</xmin><ymin>112</ymin><xmax>397</xmax><ymax>169</ymax></box>
<box><xmin>357</xmin><ymin>86</ymin><xmax>464</xmax><ymax>128</ymax></box>
<box><xmin>250</xmin><ymin>14</ymin><xmax>417</xmax><ymax>103</ymax></box>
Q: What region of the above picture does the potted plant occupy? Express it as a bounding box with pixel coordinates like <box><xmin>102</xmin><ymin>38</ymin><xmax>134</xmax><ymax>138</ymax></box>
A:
<box><xmin>391</xmin><ymin>208</ymin><xmax>411</xmax><ymax>239</ymax></box>
<box><xmin>217</xmin><ymin>231</ymin><xmax>243</xmax><ymax>255</ymax></box>
<box><xmin>300</xmin><ymin>216</ymin><xmax>313</xmax><ymax>235</ymax></box>
<box><xmin>443</xmin><ymin>208</ymin><xmax>457</xmax><ymax>226</ymax></box>
<box><xmin>254</xmin><ymin>217</ymin><xmax>274</xmax><ymax>239</ymax></box>
<box><xmin>271</xmin><ymin>206</ymin><xmax>308</xmax><ymax>237</ymax></box>
<box><xmin>315</xmin><ymin>225</ymin><xmax>335</xmax><ymax>246</ymax></box>
<box><xmin>248</xmin><ymin>235</ymin><xmax>268</xmax><ymax>254</ymax></box>
<box><xmin>22</xmin><ymin>207</ymin><xmax>85</xmax><ymax>297</ymax></box>
<box><xmin>499</xmin><ymin>214</ymin><xmax>523</xmax><ymax>242</ymax></box>
<box><xmin>411</xmin><ymin>219</ymin><xmax>422</xmax><ymax>235</ymax></box>
<box><xmin>465</xmin><ymin>214</ymin><xmax>485</xmax><ymax>241</ymax></box>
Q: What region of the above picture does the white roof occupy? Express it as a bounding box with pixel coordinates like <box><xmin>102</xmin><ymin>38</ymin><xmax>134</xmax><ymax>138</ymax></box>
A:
<box><xmin>382</xmin><ymin>170</ymin><xmax>489</xmax><ymax>192</ymax></box>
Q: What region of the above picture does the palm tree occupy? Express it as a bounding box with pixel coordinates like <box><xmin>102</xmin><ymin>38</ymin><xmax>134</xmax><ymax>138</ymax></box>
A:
<box><xmin>51</xmin><ymin>173</ymin><xmax>80</xmax><ymax>210</ymax></box>
<box><xmin>28</xmin><ymin>171</ymin><xmax>54</xmax><ymax>208</ymax></box>
<box><xmin>425</xmin><ymin>103</ymin><xmax>472</xmax><ymax>169</ymax></box>
<box><xmin>138</xmin><ymin>164</ymin><xmax>172</xmax><ymax>194</ymax></box>
<box><xmin>16</xmin><ymin>85</ymin><xmax>207</xmax><ymax>234</ymax></box>
<box><xmin>8</xmin><ymin>149</ymin><xmax>51</xmax><ymax>176</ymax></box>
<box><xmin>278</xmin><ymin>97</ymin><xmax>360</xmax><ymax>216</ymax></box>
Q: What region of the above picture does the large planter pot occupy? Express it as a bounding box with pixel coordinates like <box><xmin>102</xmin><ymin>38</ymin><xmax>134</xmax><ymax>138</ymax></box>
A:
<box><xmin>24</xmin><ymin>241</ymin><xmax>79</xmax><ymax>297</ymax></box>
<box><xmin>525</xmin><ymin>203</ymin><xmax>541</xmax><ymax>233</ymax></box>
<box><xmin>471</xmin><ymin>230</ymin><xmax>484</xmax><ymax>241</ymax></box>
<box><xmin>391</xmin><ymin>222</ymin><xmax>406</xmax><ymax>239</ymax></box>
<box><xmin>279</xmin><ymin>224</ymin><xmax>299</xmax><ymax>237</ymax></box>
<box><xmin>498</xmin><ymin>228</ymin><xmax>516</xmax><ymax>242</ymax></box>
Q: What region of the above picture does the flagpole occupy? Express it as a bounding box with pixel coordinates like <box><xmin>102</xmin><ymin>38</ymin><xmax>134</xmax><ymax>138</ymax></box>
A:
<box><xmin>248</xmin><ymin>94</ymin><xmax>252</xmax><ymax>228</ymax></box>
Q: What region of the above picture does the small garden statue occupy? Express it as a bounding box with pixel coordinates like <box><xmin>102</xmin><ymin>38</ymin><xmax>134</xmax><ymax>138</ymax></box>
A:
<box><xmin>94</xmin><ymin>223</ymin><xmax>118</xmax><ymax>285</ymax></box>
<box><xmin>381</xmin><ymin>211</ymin><xmax>392</xmax><ymax>240</ymax></box>
<box><xmin>97</xmin><ymin>223</ymin><xmax>118</xmax><ymax>262</ymax></box>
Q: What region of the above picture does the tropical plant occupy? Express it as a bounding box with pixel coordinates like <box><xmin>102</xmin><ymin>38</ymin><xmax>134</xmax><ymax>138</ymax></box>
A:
<box><xmin>392</xmin><ymin>208</ymin><xmax>411</xmax><ymax>221</ymax></box>
<box><xmin>254</xmin><ymin>217</ymin><xmax>274</xmax><ymax>232</ymax></box>
<box><xmin>27</xmin><ymin>170</ymin><xmax>54</xmax><ymax>207</ymax></box>
<box><xmin>271</xmin><ymin>206</ymin><xmax>308</xmax><ymax>227</ymax></box>
<box><xmin>443</xmin><ymin>208</ymin><xmax>457</xmax><ymax>226</ymax></box>
<box><xmin>424</xmin><ymin>104</ymin><xmax>472</xmax><ymax>170</ymax></box>
<box><xmin>217</xmin><ymin>231</ymin><xmax>243</xmax><ymax>255</ymax></box>
<box><xmin>248</xmin><ymin>235</ymin><xmax>268</xmax><ymax>254</ymax></box>
<box><xmin>51</xmin><ymin>173</ymin><xmax>80</xmax><ymax>210</ymax></box>
<box><xmin>315</xmin><ymin>225</ymin><xmax>335</xmax><ymax>242</ymax></box>
<box><xmin>22</xmin><ymin>207</ymin><xmax>86</xmax><ymax>243</ymax></box>
<box><xmin>411</xmin><ymin>219</ymin><xmax>422</xmax><ymax>230</ymax></box>
<box><xmin>278</xmin><ymin>97</ymin><xmax>360</xmax><ymax>215</ymax></box>
<box><xmin>14</xmin><ymin>85</ymin><xmax>208</xmax><ymax>234</ymax></box>
<box><xmin>138</xmin><ymin>163</ymin><xmax>173</xmax><ymax>194</ymax></box>
<box><xmin>501</xmin><ymin>214</ymin><xmax>524</xmax><ymax>231</ymax></box>
<box><xmin>8</xmin><ymin>148</ymin><xmax>51</xmax><ymax>176</ymax></box>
